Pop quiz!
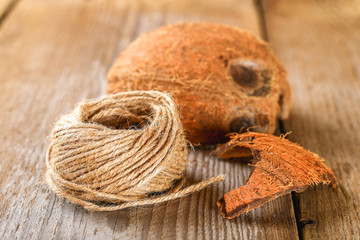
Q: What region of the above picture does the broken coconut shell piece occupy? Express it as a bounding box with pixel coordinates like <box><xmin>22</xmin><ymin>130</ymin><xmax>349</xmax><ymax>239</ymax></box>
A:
<box><xmin>212</xmin><ymin>132</ymin><xmax>337</xmax><ymax>219</ymax></box>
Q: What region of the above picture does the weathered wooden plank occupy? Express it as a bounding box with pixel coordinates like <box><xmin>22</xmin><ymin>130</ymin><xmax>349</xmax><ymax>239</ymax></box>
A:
<box><xmin>262</xmin><ymin>0</ymin><xmax>360</xmax><ymax>239</ymax></box>
<box><xmin>0</xmin><ymin>0</ymin><xmax>299</xmax><ymax>239</ymax></box>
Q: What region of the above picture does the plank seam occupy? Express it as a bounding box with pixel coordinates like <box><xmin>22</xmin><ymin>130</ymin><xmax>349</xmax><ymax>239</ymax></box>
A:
<box><xmin>255</xmin><ymin>0</ymin><xmax>302</xmax><ymax>239</ymax></box>
<box><xmin>0</xmin><ymin>0</ymin><xmax>20</xmax><ymax>28</ymax></box>
<box><xmin>254</xmin><ymin>0</ymin><xmax>268</xmax><ymax>41</ymax></box>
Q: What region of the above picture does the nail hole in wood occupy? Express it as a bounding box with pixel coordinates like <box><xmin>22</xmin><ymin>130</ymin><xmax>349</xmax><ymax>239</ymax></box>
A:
<box><xmin>299</xmin><ymin>219</ymin><xmax>314</xmax><ymax>228</ymax></box>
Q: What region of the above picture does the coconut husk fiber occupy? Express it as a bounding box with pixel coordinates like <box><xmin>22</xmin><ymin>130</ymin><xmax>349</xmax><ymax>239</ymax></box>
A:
<box><xmin>107</xmin><ymin>22</ymin><xmax>291</xmax><ymax>145</ymax></box>
<box><xmin>212</xmin><ymin>132</ymin><xmax>337</xmax><ymax>219</ymax></box>
<box><xmin>46</xmin><ymin>91</ymin><xmax>224</xmax><ymax>211</ymax></box>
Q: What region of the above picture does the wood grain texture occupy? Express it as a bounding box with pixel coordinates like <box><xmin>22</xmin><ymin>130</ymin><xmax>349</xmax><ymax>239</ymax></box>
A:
<box><xmin>0</xmin><ymin>0</ymin><xmax>300</xmax><ymax>239</ymax></box>
<box><xmin>262</xmin><ymin>0</ymin><xmax>360</xmax><ymax>239</ymax></box>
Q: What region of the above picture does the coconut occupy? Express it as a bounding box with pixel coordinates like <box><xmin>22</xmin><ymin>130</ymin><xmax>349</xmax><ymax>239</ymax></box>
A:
<box><xmin>107</xmin><ymin>22</ymin><xmax>291</xmax><ymax>145</ymax></box>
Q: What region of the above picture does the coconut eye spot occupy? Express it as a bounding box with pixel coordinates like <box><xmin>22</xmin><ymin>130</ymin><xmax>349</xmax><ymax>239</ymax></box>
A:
<box><xmin>228</xmin><ymin>60</ymin><xmax>271</xmax><ymax>96</ymax></box>
<box><xmin>229</xmin><ymin>65</ymin><xmax>258</xmax><ymax>88</ymax></box>
<box><xmin>229</xmin><ymin>117</ymin><xmax>255</xmax><ymax>133</ymax></box>
<box><xmin>229</xmin><ymin>60</ymin><xmax>265</xmax><ymax>89</ymax></box>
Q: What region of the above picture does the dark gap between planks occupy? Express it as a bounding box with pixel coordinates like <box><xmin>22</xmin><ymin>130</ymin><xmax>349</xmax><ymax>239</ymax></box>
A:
<box><xmin>255</xmin><ymin>0</ymin><xmax>309</xmax><ymax>239</ymax></box>
<box><xmin>0</xmin><ymin>0</ymin><xmax>21</xmax><ymax>28</ymax></box>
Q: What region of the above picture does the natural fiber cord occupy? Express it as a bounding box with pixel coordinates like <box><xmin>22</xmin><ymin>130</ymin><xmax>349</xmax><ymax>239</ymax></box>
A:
<box><xmin>46</xmin><ymin>91</ymin><xmax>224</xmax><ymax>211</ymax></box>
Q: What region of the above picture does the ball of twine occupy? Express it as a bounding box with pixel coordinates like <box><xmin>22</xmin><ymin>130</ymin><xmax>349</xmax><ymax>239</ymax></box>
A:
<box><xmin>46</xmin><ymin>91</ymin><xmax>224</xmax><ymax>211</ymax></box>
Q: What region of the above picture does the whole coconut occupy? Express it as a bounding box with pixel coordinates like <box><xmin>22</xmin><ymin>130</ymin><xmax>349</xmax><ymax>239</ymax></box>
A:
<box><xmin>107</xmin><ymin>22</ymin><xmax>291</xmax><ymax>145</ymax></box>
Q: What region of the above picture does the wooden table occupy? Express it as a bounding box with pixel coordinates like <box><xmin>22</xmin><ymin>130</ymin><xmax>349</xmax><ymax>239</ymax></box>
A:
<box><xmin>1</xmin><ymin>0</ymin><xmax>359</xmax><ymax>239</ymax></box>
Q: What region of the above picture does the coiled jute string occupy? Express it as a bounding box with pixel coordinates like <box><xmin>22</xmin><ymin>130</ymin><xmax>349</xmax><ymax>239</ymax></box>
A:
<box><xmin>46</xmin><ymin>91</ymin><xmax>224</xmax><ymax>211</ymax></box>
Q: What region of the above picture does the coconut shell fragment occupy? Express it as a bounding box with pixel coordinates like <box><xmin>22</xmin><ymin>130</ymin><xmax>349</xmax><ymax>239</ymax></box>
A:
<box><xmin>107</xmin><ymin>22</ymin><xmax>291</xmax><ymax>145</ymax></box>
<box><xmin>212</xmin><ymin>132</ymin><xmax>337</xmax><ymax>219</ymax></box>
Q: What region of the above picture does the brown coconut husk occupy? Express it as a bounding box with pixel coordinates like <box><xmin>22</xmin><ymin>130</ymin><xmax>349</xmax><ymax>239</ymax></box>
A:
<box><xmin>107</xmin><ymin>22</ymin><xmax>291</xmax><ymax>145</ymax></box>
<box><xmin>212</xmin><ymin>132</ymin><xmax>337</xmax><ymax>219</ymax></box>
